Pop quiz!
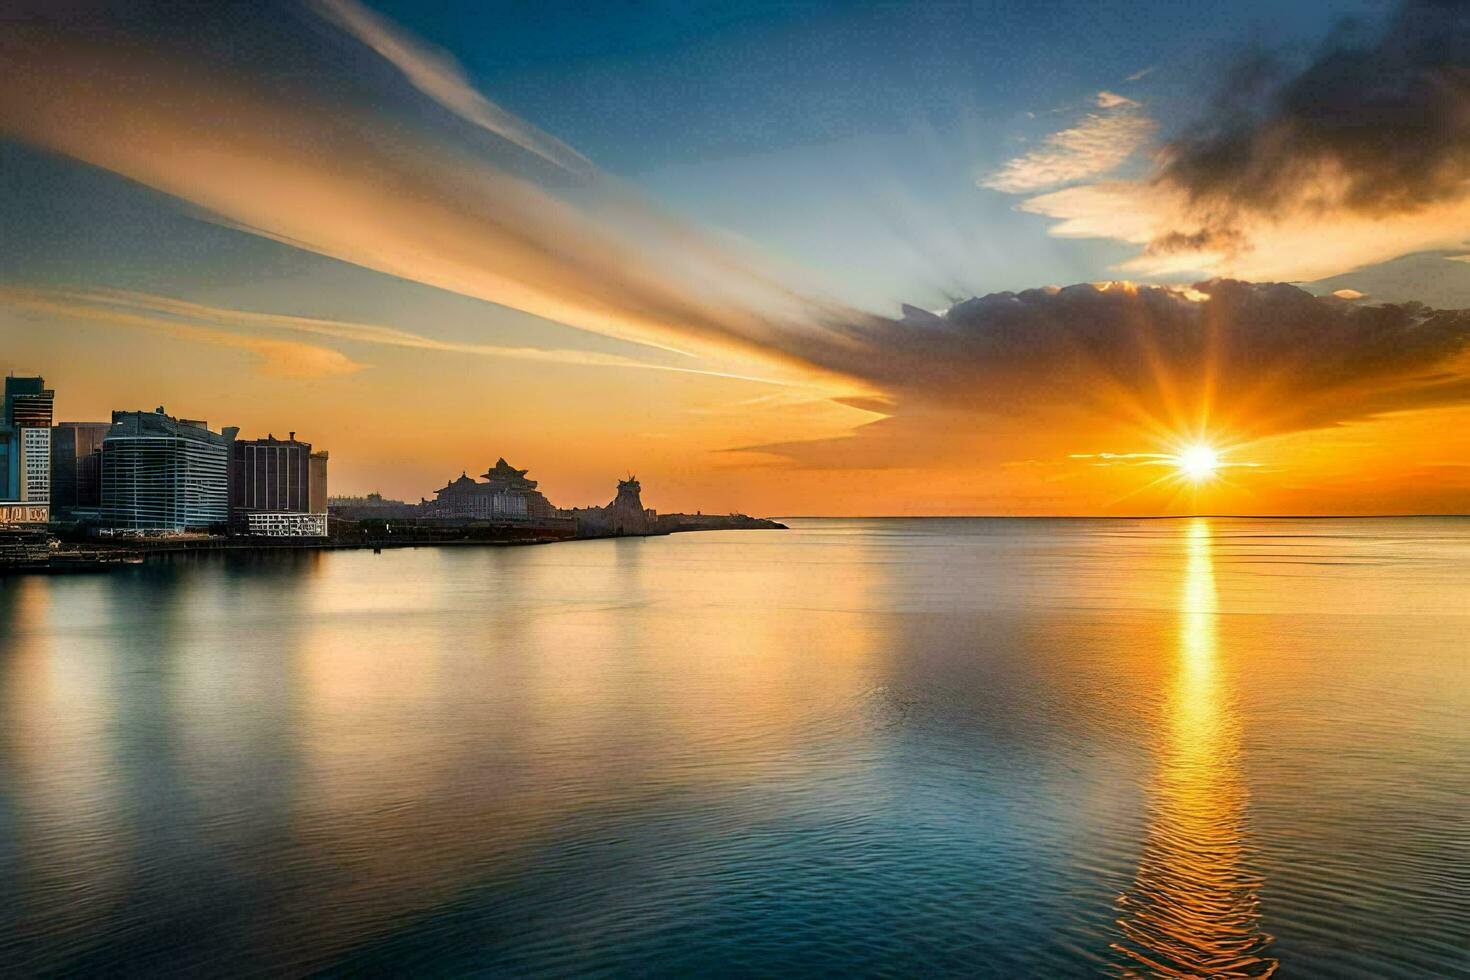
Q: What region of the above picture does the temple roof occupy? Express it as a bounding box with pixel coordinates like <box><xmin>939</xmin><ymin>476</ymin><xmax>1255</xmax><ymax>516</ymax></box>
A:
<box><xmin>438</xmin><ymin>473</ymin><xmax>480</xmax><ymax>492</ymax></box>
<box><xmin>485</xmin><ymin>457</ymin><xmax>529</xmax><ymax>478</ymax></box>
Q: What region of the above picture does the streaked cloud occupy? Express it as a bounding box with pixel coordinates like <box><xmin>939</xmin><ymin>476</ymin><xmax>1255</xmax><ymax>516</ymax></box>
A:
<box><xmin>0</xmin><ymin>4</ymin><xmax>859</xmax><ymax>395</ymax></box>
<box><xmin>312</xmin><ymin>0</ymin><xmax>594</xmax><ymax>178</ymax></box>
<box><xmin>0</xmin><ymin>287</ymin><xmax>799</xmax><ymax>387</ymax></box>
<box><xmin>1</xmin><ymin>288</ymin><xmax>365</xmax><ymax>380</ymax></box>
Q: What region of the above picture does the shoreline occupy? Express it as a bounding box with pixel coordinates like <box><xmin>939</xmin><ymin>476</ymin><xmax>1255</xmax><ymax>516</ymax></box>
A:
<box><xmin>1</xmin><ymin>517</ymin><xmax>789</xmax><ymax>576</ymax></box>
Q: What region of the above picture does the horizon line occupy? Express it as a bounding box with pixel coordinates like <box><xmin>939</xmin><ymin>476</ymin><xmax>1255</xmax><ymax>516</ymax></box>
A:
<box><xmin>764</xmin><ymin>513</ymin><xmax>1470</xmax><ymax>520</ymax></box>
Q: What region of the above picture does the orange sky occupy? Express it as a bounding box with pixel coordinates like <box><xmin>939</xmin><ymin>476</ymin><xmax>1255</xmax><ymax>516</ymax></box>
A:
<box><xmin>2</xmin><ymin>2</ymin><xmax>1469</xmax><ymax>516</ymax></box>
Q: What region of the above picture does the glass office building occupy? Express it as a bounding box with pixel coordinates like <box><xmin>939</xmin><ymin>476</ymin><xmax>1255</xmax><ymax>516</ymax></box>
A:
<box><xmin>101</xmin><ymin>409</ymin><xmax>238</xmax><ymax>532</ymax></box>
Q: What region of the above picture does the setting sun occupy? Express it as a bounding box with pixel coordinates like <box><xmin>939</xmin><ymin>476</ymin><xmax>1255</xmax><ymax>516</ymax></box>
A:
<box><xmin>1177</xmin><ymin>445</ymin><xmax>1221</xmax><ymax>482</ymax></box>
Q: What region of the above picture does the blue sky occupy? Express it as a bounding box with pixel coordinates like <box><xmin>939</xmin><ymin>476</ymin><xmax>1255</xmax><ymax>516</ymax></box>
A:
<box><xmin>5</xmin><ymin>0</ymin><xmax>1467</xmax><ymax>516</ymax></box>
<box><xmin>3</xmin><ymin>0</ymin><xmax>1384</xmax><ymax>316</ymax></box>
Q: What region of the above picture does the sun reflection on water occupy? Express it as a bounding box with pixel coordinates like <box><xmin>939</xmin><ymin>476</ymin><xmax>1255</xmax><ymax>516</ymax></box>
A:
<box><xmin>1111</xmin><ymin>518</ymin><xmax>1277</xmax><ymax>978</ymax></box>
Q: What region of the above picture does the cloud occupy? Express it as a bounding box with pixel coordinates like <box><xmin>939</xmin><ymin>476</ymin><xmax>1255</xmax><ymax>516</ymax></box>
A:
<box><xmin>1094</xmin><ymin>90</ymin><xmax>1138</xmax><ymax>109</ymax></box>
<box><xmin>311</xmin><ymin>0</ymin><xmax>594</xmax><ymax>178</ymax></box>
<box><xmin>1125</xmin><ymin>66</ymin><xmax>1157</xmax><ymax>82</ymax></box>
<box><xmin>997</xmin><ymin>1</ymin><xmax>1470</xmax><ymax>279</ymax></box>
<box><xmin>0</xmin><ymin>4</ymin><xmax>859</xmax><ymax>394</ymax></box>
<box><xmin>1016</xmin><ymin>171</ymin><xmax>1470</xmax><ymax>281</ymax></box>
<box><xmin>0</xmin><ymin>287</ymin><xmax>365</xmax><ymax>379</ymax></box>
<box><xmin>1156</xmin><ymin>2</ymin><xmax>1470</xmax><ymax>228</ymax></box>
<box><xmin>981</xmin><ymin>110</ymin><xmax>1155</xmax><ymax>193</ymax></box>
<box><xmin>0</xmin><ymin>287</ymin><xmax>797</xmax><ymax>386</ymax></box>
<box><xmin>764</xmin><ymin>280</ymin><xmax>1470</xmax><ymax>466</ymax></box>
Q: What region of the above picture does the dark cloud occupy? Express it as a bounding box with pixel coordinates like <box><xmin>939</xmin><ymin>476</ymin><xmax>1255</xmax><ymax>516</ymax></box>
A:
<box><xmin>1153</xmin><ymin>0</ymin><xmax>1470</xmax><ymax>246</ymax></box>
<box><xmin>1146</xmin><ymin>227</ymin><xmax>1249</xmax><ymax>257</ymax></box>
<box><xmin>780</xmin><ymin>281</ymin><xmax>1470</xmax><ymax>449</ymax></box>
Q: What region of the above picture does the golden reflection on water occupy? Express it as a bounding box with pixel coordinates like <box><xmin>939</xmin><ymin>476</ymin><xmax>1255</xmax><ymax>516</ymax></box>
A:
<box><xmin>0</xmin><ymin>578</ymin><xmax>133</xmax><ymax>950</ymax></box>
<box><xmin>277</xmin><ymin>538</ymin><xmax>885</xmax><ymax>963</ymax></box>
<box><xmin>1112</xmin><ymin>519</ymin><xmax>1277</xmax><ymax>978</ymax></box>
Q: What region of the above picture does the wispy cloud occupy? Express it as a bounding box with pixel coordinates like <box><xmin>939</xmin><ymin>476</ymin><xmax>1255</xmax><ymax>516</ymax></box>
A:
<box><xmin>0</xmin><ymin>287</ymin><xmax>365</xmax><ymax>380</ymax></box>
<box><xmin>1093</xmin><ymin>90</ymin><xmax>1138</xmax><ymax>109</ymax></box>
<box><xmin>312</xmin><ymin>0</ymin><xmax>594</xmax><ymax>178</ymax></box>
<box><xmin>0</xmin><ymin>287</ymin><xmax>799</xmax><ymax>387</ymax></box>
<box><xmin>981</xmin><ymin>106</ymin><xmax>1154</xmax><ymax>194</ymax></box>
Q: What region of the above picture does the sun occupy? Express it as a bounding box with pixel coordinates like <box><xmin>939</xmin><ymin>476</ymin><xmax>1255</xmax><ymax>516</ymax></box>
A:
<box><xmin>1176</xmin><ymin>445</ymin><xmax>1220</xmax><ymax>482</ymax></box>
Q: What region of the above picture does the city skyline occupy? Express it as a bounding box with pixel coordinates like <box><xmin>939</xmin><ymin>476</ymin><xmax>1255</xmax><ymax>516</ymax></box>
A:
<box><xmin>4</xmin><ymin>0</ymin><xmax>1470</xmax><ymax>515</ymax></box>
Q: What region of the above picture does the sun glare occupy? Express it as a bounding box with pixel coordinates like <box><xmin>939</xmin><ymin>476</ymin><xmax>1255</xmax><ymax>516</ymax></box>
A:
<box><xmin>1177</xmin><ymin>445</ymin><xmax>1221</xmax><ymax>482</ymax></box>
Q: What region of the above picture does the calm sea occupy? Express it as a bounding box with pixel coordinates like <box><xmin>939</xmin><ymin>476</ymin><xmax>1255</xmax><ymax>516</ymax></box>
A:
<box><xmin>1</xmin><ymin>518</ymin><xmax>1467</xmax><ymax>977</ymax></box>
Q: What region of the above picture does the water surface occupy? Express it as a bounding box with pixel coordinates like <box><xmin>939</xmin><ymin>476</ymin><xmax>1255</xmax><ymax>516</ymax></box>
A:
<box><xmin>1</xmin><ymin>518</ymin><xmax>1467</xmax><ymax>976</ymax></box>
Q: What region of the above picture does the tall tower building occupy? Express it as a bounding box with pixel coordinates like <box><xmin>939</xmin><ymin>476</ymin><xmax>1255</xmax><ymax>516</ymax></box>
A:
<box><xmin>1</xmin><ymin>375</ymin><xmax>55</xmax><ymax>524</ymax></box>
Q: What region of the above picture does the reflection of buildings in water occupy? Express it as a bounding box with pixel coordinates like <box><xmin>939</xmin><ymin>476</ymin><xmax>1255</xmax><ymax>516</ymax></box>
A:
<box><xmin>1111</xmin><ymin>519</ymin><xmax>1276</xmax><ymax>978</ymax></box>
<box><xmin>0</xmin><ymin>576</ymin><xmax>137</xmax><ymax>954</ymax></box>
<box><xmin>272</xmin><ymin>535</ymin><xmax>886</xmax><ymax>970</ymax></box>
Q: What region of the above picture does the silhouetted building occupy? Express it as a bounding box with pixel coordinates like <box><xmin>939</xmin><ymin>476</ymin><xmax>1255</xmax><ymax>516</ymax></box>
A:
<box><xmin>51</xmin><ymin>422</ymin><xmax>110</xmax><ymax>518</ymax></box>
<box><xmin>571</xmin><ymin>476</ymin><xmax>656</xmax><ymax>536</ymax></box>
<box><xmin>424</xmin><ymin>457</ymin><xmax>556</xmax><ymax>521</ymax></box>
<box><xmin>328</xmin><ymin>492</ymin><xmax>418</xmax><ymax>520</ymax></box>
<box><xmin>101</xmin><ymin>408</ymin><xmax>237</xmax><ymax>532</ymax></box>
<box><xmin>229</xmin><ymin>432</ymin><xmax>328</xmax><ymax>536</ymax></box>
<box><xmin>1</xmin><ymin>376</ymin><xmax>54</xmax><ymax>524</ymax></box>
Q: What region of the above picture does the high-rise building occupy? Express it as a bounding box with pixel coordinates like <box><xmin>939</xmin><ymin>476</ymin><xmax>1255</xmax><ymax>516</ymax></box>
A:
<box><xmin>22</xmin><ymin>427</ymin><xmax>50</xmax><ymax>503</ymax></box>
<box><xmin>51</xmin><ymin>422</ymin><xmax>112</xmax><ymax>518</ymax></box>
<box><xmin>100</xmin><ymin>408</ymin><xmax>237</xmax><ymax>532</ymax></box>
<box><xmin>5</xmin><ymin>376</ymin><xmax>55</xmax><ymax>428</ymax></box>
<box><xmin>229</xmin><ymin>433</ymin><xmax>328</xmax><ymax>536</ymax></box>
<box><xmin>1</xmin><ymin>376</ymin><xmax>54</xmax><ymax>524</ymax></box>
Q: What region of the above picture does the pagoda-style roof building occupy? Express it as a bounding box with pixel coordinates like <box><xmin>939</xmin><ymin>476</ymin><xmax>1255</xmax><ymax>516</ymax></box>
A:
<box><xmin>481</xmin><ymin>457</ymin><xmax>538</xmax><ymax>492</ymax></box>
<box><xmin>425</xmin><ymin>458</ymin><xmax>554</xmax><ymax>521</ymax></box>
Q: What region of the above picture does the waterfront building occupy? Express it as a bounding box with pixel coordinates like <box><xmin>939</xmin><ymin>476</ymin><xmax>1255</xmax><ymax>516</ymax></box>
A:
<box><xmin>327</xmin><ymin>492</ymin><xmax>420</xmax><ymax>521</ymax></box>
<box><xmin>100</xmin><ymin>408</ymin><xmax>237</xmax><ymax>532</ymax></box>
<box><xmin>51</xmin><ymin>421</ymin><xmax>111</xmax><ymax>519</ymax></box>
<box><xmin>0</xmin><ymin>376</ymin><xmax>55</xmax><ymax>524</ymax></box>
<box><xmin>570</xmin><ymin>476</ymin><xmax>656</xmax><ymax>536</ymax></box>
<box><xmin>229</xmin><ymin>433</ymin><xmax>328</xmax><ymax>536</ymax></box>
<box><xmin>424</xmin><ymin>458</ymin><xmax>556</xmax><ymax>521</ymax></box>
<box><xmin>0</xmin><ymin>526</ymin><xmax>53</xmax><ymax>569</ymax></box>
<box><xmin>309</xmin><ymin>451</ymin><xmax>329</xmax><ymax>515</ymax></box>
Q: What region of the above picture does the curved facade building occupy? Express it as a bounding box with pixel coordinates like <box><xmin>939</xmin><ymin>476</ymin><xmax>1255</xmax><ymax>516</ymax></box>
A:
<box><xmin>101</xmin><ymin>408</ymin><xmax>237</xmax><ymax>532</ymax></box>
